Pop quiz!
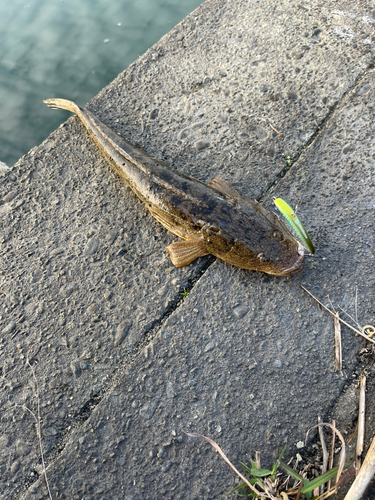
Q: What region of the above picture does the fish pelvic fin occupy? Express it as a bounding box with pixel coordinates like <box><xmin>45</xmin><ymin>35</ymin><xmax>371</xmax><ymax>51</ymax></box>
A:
<box><xmin>166</xmin><ymin>239</ymin><xmax>208</xmax><ymax>267</ymax></box>
<box><xmin>43</xmin><ymin>98</ymin><xmax>81</xmax><ymax>115</ymax></box>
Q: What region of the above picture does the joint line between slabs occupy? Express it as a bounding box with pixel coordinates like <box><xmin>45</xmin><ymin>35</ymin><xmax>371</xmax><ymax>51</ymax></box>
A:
<box><xmin>258</xmin><ymin>60</ymin><xmax>375</xmax><ymax>203</ymax></box>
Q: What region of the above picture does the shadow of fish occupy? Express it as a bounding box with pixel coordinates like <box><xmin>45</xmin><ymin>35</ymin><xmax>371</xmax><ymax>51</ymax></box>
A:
<box><xmin>44</xmin><ymin>98</ymin><xmax>304</xmax><ymax>276</ymax></box>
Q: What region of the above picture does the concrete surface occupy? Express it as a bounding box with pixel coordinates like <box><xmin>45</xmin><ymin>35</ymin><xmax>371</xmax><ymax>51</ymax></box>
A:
<box><xmin>1</xmin><ymin>0</ymin><xmax>375</xmax><ymax>498</ymax></box>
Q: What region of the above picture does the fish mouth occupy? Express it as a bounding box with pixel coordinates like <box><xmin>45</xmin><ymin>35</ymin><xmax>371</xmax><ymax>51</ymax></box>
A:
<box><xmin>282</xmin><ymin>242</ymin><xmax>305</xmax><ymax>275</ymax></box>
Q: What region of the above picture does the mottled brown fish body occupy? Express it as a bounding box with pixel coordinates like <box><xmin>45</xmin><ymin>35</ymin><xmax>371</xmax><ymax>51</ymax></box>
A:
<box><xmin>44</xmin><ymin>98</ymin><xmax>304</xmax><ymax>276</ymax></box>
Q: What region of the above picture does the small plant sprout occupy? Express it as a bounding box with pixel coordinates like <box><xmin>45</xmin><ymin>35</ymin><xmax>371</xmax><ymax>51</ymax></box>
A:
<box><xmin>180</xmin><ymin>288</ymin><xmax>189</xmax><ymax>300</ymax></box>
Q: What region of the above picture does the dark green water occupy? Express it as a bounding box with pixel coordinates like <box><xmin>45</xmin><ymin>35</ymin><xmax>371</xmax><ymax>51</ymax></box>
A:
<box><xmin>0</xmin><ymin>0</ymin><xmax>203</xmax><ymax>167</ymax></box>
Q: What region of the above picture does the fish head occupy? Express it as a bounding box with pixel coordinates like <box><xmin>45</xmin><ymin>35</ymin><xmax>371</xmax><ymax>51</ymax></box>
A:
<box><xmin>206</xmin><ymin>197</ymin><xmax>305</xmax><ymax>276</ymax></box>
<box><xmin>226</xmin><ymin>228</ymin><xmax>304</xmax><ymax>276</ymax></box>
<box><xmin>247</xmin><ymin>209</ymin><xmax>306</xmax><ymax>276</ymax></box>
<box><xmin>253</xmin><ymin>238</ymin><xmax>305</xmax><ymax>276</ymax></box>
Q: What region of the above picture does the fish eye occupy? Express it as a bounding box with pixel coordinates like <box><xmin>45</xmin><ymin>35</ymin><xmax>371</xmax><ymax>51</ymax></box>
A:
<box><xmin>257</xmin><ymin>253</ymin><xmax>268</xmax><ymax>262</ymax></box>
<box><xmin>272</xmin><ymin>230</ymin><xmax>284</xmax><ymax>241</ymax></box>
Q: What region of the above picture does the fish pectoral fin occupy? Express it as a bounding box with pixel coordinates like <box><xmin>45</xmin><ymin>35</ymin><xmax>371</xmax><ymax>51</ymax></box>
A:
<box><xmin>166</xmin><ymin>239</ymin><xmax>208</xmax><ymax>268</ymax></box>
<box><xmin>209</xmin><ymin>177</ymin><xmax>241</xmax><ymax>198</ymax></box>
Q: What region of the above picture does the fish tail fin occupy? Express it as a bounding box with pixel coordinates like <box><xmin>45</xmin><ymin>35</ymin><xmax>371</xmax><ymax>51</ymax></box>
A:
<box><xmin>43</xmin><ymin>98</ymin><xmax>81</xmax><ymax>115</ymax></box>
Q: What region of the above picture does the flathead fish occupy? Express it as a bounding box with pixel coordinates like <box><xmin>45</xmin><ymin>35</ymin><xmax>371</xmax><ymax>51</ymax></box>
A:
<box><xmin>44</xmin><ymin>98</ymin><xmax>305</xmax><ymax>276</ymax></box>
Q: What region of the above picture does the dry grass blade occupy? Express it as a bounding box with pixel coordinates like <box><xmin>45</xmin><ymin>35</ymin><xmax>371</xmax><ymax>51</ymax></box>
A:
<box><xmin>327</xmin><ymin>420</ymin><xmax>336</xmax><ymax>491</ymax></box>
<box><xmin>318</xmin><ymin>417</ymin><xmax>328</xmax><ymax>495</ymax></box>
<box><xmin>355</xmin><ymin>286</ymin><xmax>358</xmax><ymax>326</ymax></box>
<box><xmin>344</xmin><ymin>435</ymin><xmax>375</xmax><ymax>500</ymax></box>
<box><xmin>347</xmin><ymin>421</ymin><xmax>359</xmax><ymax>445</ymax></box>
<box><xmin>26</xmin><ymin>358</ymin><xmax>53</xmax><ymax>500</ymax></box>
<box><xmin>306</xmin><ymin>422</ymin><xmax>346</xmax><ymax>487</ymax></box>
<box><xmin>301</xmin><ymin>287</ymin><xmax>375</xmax><ymax>344</ymax></box>
<box><xmin>268</xmin><ymin>122</ymin><xmax>283</xmax><ymax>139</ymax></box>
<box><xmin>337</xmin><ymin>306</ymin><xmax>362</xmax><ymax>331</ymax></box>
<box><xmin>295</xmin><ymin>480</ymin><xmax>303</xmax><ymax>500</ymax></box>
<box><xmin>315</xmin><ymin>464</ymin><xmax>357</xmax><ymax>500</ymax></box>
<box><xmin>183</xmin><ymin>432</ymin><xmax>265</xmax><ymax>497</ymax></box>
<box><xmin>5</xmin><ymin>359</ymin><xmax>53</xmax><ymax>500</ymax></box>
<box><xmin>356</xmin><ymin>376</ymin><xmax>366</xmax><ymax>471</ymax></box>
<box><xmin>256</xmin><ymin>450</ymin><xmax>261</xmax><ymax>469</ymax></box>
<box><xmin>334</xmin><ymin>312</ymin><xmax>342</xmax><ymax>371</ymax></box>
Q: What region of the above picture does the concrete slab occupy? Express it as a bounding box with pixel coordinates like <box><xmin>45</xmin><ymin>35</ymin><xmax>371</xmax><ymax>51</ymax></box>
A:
<box><xmin>1</xmin><ymin>0</ymin><xmax>375</xmax><ymax>498</ymax></box>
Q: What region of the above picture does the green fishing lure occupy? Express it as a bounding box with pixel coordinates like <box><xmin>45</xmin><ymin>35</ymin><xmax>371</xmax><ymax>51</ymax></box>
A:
<box><xmin>273</xmin><ymin>198</ymin><xmax>315</xmax><ymax>254</ymax></box>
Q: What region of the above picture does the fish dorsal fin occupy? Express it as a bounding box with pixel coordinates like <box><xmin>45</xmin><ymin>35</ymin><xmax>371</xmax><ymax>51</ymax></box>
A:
<box><xmin>209</xmin><ymin>177</ymin><xmax>241</xmax><ymax>198</ymax></box>
<box><xmin>166</xmin><ymin>239</ymin><xmax>208</xmax><ymax>267</ymax></box>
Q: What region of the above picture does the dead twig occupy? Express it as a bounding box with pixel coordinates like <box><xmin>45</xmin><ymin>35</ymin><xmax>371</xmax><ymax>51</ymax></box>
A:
<box><xmin>344</xmin><ymin>435</ymin><xmax>375</xmax><ymax>500</ymax></box>
<box><xmin>356</xmin><ymin>376</ymin><xmax>366</xmax><ymax>472</ymax></box>
<box><xmin>334</xmin><ymin>312</ymin><xmax>342</xmax><ymax>371</ymax></box>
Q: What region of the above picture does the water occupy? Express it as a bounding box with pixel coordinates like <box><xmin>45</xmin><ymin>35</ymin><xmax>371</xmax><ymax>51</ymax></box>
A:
<box><xmin>0</xmin><ymin>0</ymin><xmax>203</xmax><ymax>167</ymax></box>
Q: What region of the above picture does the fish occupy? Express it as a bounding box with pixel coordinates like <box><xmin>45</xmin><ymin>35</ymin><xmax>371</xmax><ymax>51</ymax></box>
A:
<box><xmin>44</xmin><ymin>98</ymin><xmax>305</xmax><ymax>276</ymax></box>
<box><xmin>273</xmin><ymin>198</ymin><xmax>315</xmax><ymax>254</ymax></box>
